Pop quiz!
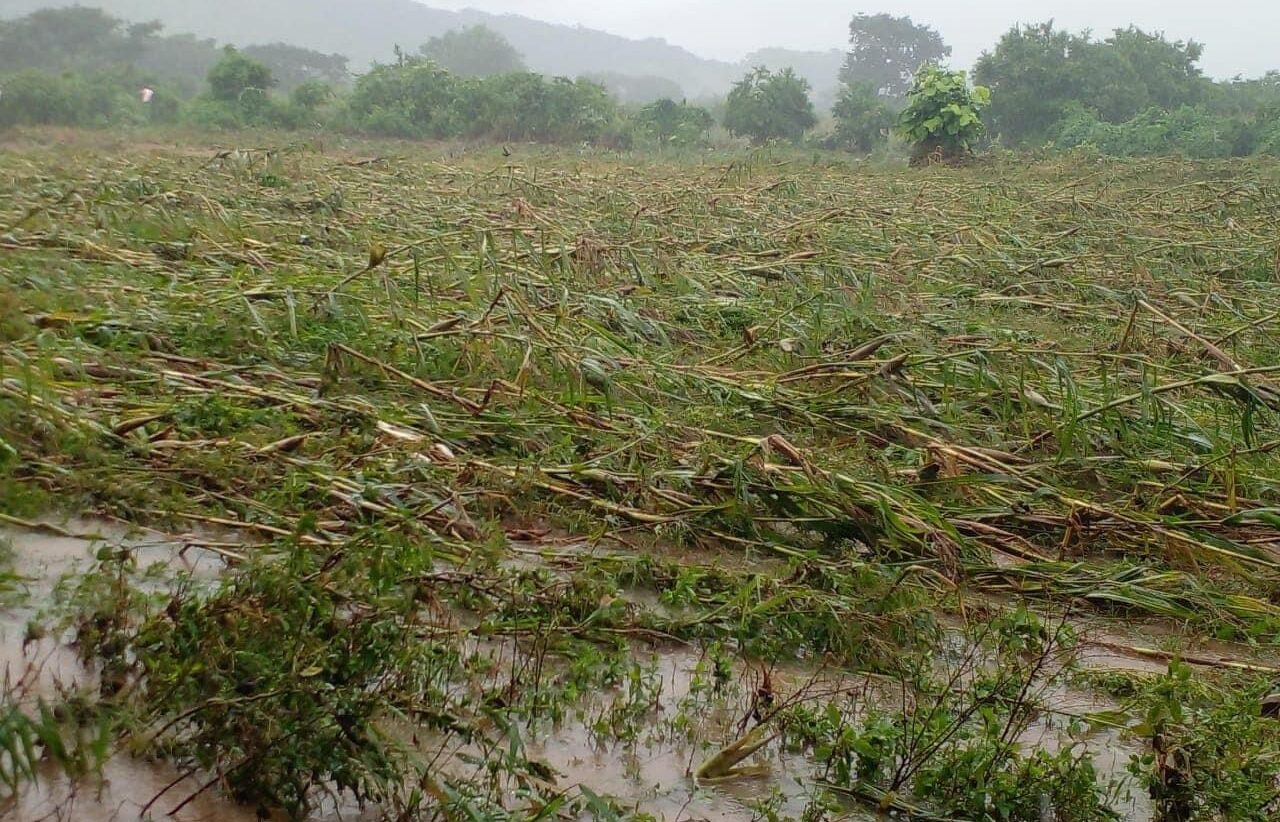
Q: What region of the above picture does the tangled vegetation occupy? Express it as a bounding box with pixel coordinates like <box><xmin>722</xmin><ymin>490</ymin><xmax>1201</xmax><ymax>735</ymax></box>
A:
<box><xmin>4</xmin><ymin>137</ymin><xmax>1280</xmax><ymax>819</ymax></box>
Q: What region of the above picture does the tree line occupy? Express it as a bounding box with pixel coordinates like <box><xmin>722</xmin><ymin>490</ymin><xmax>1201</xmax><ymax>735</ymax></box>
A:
<box><xmin>826</xmin><ymin>13</ymin><xmax>1280</xmax><ymax>158</ymax></box>
<box><xmin>0</xmin><ymin>9</ymin><xmax>713</xmax><ymax>148</ymax></box>
<box><xmin>2</xmin><ymin>7</ymin><xmax>1280</xmax><ymax>159</ymax></box>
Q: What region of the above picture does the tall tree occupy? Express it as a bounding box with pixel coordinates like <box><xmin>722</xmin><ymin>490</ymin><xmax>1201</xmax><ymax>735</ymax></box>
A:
<box><xmin>242</xmin><ymin>44</ymin><xmax>349</xmax><ymax>93</ymax></box>
<box><xmin>975</xmin><ymin>22</ymin><xmax>1211</xmax><ymax>146</ymax></box>
<box><xmin>0</xmin><ymin>8</ymin><xmax>159</xmax><ymax>74</ymax></box>
<box><xmin>419</xmin><ymin>26</ymin><xmax>526</xmax><ymax>78</ymax></box>
<box><xmin>207</xmin><ymin>46</ymin><xmax>276</xmax><ymax>103</ymax></box>
<box><xmin>831</xmin><ymin>81</ymin><xmax>896</xmax><ymax>152</ymax></box>
<box><xmin>724</xmin><ymin>67</ymin><xmax>816</xmax><ymax>145</ymax></box>
<box><xmin>973</xmin><ymin>23</ymin><xmax>1091</xmax><ymax>147</ymax></box>
<box><xmin>840</xmin><ymin>13</ymin><xmax>951</xmax><ymax>100</ymax></box>
<box><xmin>1104</xmin><ymin>27</ymin><xmax>1205</xmax><ymax>110</ymax></box>
<box><xmin>0</xmin><ymin>8</ymin><xmax>230</xmax><ymax>98</ymax></box>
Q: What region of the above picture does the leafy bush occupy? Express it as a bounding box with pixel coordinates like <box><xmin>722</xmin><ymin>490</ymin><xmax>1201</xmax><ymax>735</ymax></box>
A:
<box><xmin>181</xmin><ymin>96</ymin><xmax>247</xmax><ymax>130</ymax></box>
<box><xmin>290</xmin><ymin>79</ymin><xmax>334</xmax><ymax>112</ymax></box>
<box><xmin>1126</xmin><ymin>663</ymin><xmax>1280</xmax><ymax>821</ymax></box>
<box><xmin>182</xmin><ymin>94</ymin><xmax>298</xmax><ymax>131</ymax></box>
<box><xmin>0</xmin><ymin>69</ymin><xmax>151</xmax><ymax>128</ymax></box>
<box><xmin>145</xmin><ymin>87</ymin><xmax>183</xmax><ymax>124</ymax></box>
<box><xmin>898</xmin><ymin>64</ymin><xmax>990</xmax><ymax>163</ymax></box>
<box><xmin>176</xmin><ymin>48</ymin><xmax>297</xmax><ymax>130</ymax></box>
<box><xmin>346</xmin><ymin>105</ymin><xmax>417</xmax><ymax>139</ymax></box>
<box><xmin>831</xmin><ymin>81</ymin><xmax>896</xmax><ymax>152</ymax></box>
<box><xmin>724</xmin><ymin>66</ymin><xmax>817</xmax><ymax>145</ymax></box>
<box><xmin>207</xmin><ymin>46</ymin><xmax>276</xmax><ymax>103</ymax></box>
<box><xmin>1055</xmin><ymin>104</ymin><xmax>1241</xmax><ymax>158</ymax></box>
<box><xmin>348</xmin><ymin>57</ymin><xmax>620</xmax><ymax>144</ymax></box>
<box><xmin>1257</xmin><ymin>118</ymin><xmax>1280</xmax><ymax>156</ymax></box>
<box><xmin>784</xmin><ymin>609</ymin><xmax>1120</xmax><ymax>819</ymax></box>
<box><xmin>634</xmin><ymin>98</ymin><xmax>714</xmax><ymax>146</ymax></box>
<box><xmin>472</xmin><ymin>73</ymin><xmax>617</xmax><ymax>143</ymax></box>
<box><xmin>348</xmin><ymin>56</ymin><xmax>457</xmax><ymax>139</ymax></box>
<box><xmin>0</xmin><ymin>71</ymin><xmax>82</xmax><ymax>126</ymax></box>
<box><xmin>418</xmin><ymin>25</ymin><xmax>526</xmax><ymax>78</ymax></box>
<box><xmin>132</xmin><ymin>549</ymin><xmax>442</xmax><ymax>815</ymax></box>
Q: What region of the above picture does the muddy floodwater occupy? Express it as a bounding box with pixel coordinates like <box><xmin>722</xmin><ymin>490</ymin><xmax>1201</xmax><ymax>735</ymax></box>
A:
<box><xmin>0</xmin><ymin>522</ymin><xmax>835</xmax><ymax>821</ymax></box>
<box><xmin>9</xmin><ymin>519</ymin><xmax>1265</xmax><ymax>821</ymax></box>
<box><xmin>0</xmin><ymin>521</ymin><xmax>267</xmax><ymax>822</ymax></box>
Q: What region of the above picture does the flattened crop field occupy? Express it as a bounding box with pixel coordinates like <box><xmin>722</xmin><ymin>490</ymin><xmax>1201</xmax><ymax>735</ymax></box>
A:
<box><xmin>4</xmin><ymin>139</ymin><xmax>1280</xmax><ymax>820</ymax></box>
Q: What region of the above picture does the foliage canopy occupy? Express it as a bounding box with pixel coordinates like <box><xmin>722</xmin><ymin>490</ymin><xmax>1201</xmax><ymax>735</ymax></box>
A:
<box><xmin>898</xmin><ymin>65</ymin><xmax>990</xmax><ymax>162</ymax></box>
<box><xmin>975</xmin><ymin>23</ymin><xmax>1210</xmax><ymax>146</ymax></box>
<box><xmin>840</xmin><ymin>13</ymin><xmax>951</xmax><ymax>100</ymax></box>
<box><xmin>242</xmin><ymin>43</ymin><xmax>349</xmax><ymax>92</ymax></box>
<box><xmin>207</xmin><ymin>46</ymin><xmax>276</xmax><ymax>103</ymax></box>
<box><xmin>418</xmin><ymin>25</ymin><xmax>527</xmax><ymax>78</ymax></box>
<box><xmin>348</xmin><ymin>55</ymin><xmax>621</xmax><ymax>144</ymax></box>
<box><xmin>634</xmin><ymin>98</ymin><xmax>714</xmax><ymax>146</ymax></box>
<box><xmin>831</xmin><ymin>81</ymin><xmax>897</xmax><ymax>153</ymax></box>
<box><xmin>724</xmin><ymin>66</ymin><xmax>817</xmax><ymax>145</ymax></box>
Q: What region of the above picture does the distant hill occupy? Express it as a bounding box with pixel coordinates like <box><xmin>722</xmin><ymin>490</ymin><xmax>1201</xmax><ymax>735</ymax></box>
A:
<box><xmin>0</xmin><ymin>0</ymin><xmax>846</xmax><ymax>104</ymax></box>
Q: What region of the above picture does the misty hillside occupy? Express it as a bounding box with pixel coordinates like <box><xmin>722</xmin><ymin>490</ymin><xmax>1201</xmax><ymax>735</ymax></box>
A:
<box><xmin>0</xmin><ymin>0</ymin><xmax>844</xmax><ymax>101</ymax></box>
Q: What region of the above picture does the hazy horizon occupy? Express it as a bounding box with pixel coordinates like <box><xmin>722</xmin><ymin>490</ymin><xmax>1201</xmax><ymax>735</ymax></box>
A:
<box><xmin>425</xmin><ymin>0</ymin><xmax>1278</xmax><ymax>79</ymax></box>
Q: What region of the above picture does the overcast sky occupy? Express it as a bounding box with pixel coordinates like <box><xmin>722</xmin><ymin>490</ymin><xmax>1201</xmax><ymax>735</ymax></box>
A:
<box><xmin>425</xmin><ymin>0</ymin><xmax>1277</xmax><ymax>79</ymax></box>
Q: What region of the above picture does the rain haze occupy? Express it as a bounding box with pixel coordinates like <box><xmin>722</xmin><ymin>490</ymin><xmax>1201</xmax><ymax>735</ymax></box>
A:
<box><xmin>428</xmin><ymin>0</ymin><xmax>1277</xmax><ymax>79</ymax></box>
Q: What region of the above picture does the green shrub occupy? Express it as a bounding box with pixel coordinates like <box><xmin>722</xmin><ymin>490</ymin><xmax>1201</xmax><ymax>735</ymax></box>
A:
<box><xmin>347</xmin><ymin>57</ymin><xmax>456</xmax><ymax>139</ymax></box>
<box><xmin>1247</xmin><ymin>110</ymin><xmax>1280</xmax><ymax>156</ymax></box>
<box><xmin>471</xmin><ymin>73</ymin><xmax>618</xmax><ymax>143</ymax></box>
<box><xmin>634</xmin><ymin>98</ymin><xmax>714</xmax><ymax>146</ymax></box>
<box><xmin>0</xmin><ymin>69</ymin><xmax>149</xmax><ymax>128</ymax></box>
<box><xmin>0</xmin><ymin>71</ymin><xmax>82</xmax><ymax>126</ymax></box>
<box><xmin>724</xmin><ymin>67</ymin><xmax>817</xmax><ymax>145</ymax></box>
<box><xmin>1055</xmin><ymin>104</ymin><xmax>1241</xmax><ymax>158</ymax></box>
<box><xmin>831</xmin><ymin>81</ymin><xmax>896</xmax><ymax>152</ymax></box>
<box><xmin>1126</xmin><ymin>663</ymin><xmax>1280</xmax><ymax>820</ymax></box>
<box><xmin>348</xmin><ymin>105</ymin><xmax>418</xmax><ymax>139</ymax></box>
<box><xmin>207</xmin><ymin>46</ymin><xmax>275</xmax><ymax>103</ymax></box>
<box><xmin>347</xmin><ymin>59</ymin><xmax>621</xmax><ymax>144</ymax></box>
<box><xmin>181</xmin><ymin>96</ymin><xmax>244</xmax><ymax>130</ymax></box>
<box><xmin>898</xmin><ymin>64</ymin><xmax>990</xmax><ymax>163</ymax></box>
<box><xmin>290</xmin><ymin>79</ymin><xmax>334</xmax><ymax>112</ymax></box>
<box><xmin>145</xmin><ymin>88</ymin><xmax>182</xmax><ymax>124</ymax></box>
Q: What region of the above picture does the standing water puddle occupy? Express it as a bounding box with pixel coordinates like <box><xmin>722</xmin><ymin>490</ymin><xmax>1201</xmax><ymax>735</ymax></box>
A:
<box><xmin>0</xmin><ymin>520</ymin><xmax>272</xmax><ymax>822</ymax></box>
<box><xmin>518</xmin><ymin>646</ymin><xmax>832</xmax><ymax>821</ymax></box>
<box><xmin>0</xmin><ymin>523</ymin><xmax>828</xmax><ymax>821</ymax></box>
<box><xmin>0</xmin><ymin>522</ymin><xmax>1194</xmax><ymax>821</ymax></box>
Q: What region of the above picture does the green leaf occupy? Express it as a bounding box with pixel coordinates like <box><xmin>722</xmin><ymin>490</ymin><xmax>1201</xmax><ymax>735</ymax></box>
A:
<box><xmin>1224</xmin><ymin>508</ymin><xmax>1280</xmax><ymax>529</ymax></box>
